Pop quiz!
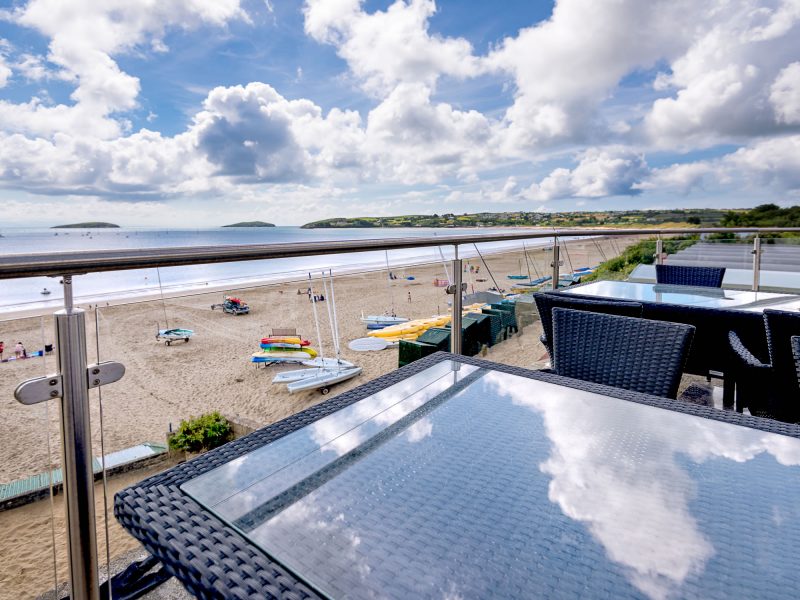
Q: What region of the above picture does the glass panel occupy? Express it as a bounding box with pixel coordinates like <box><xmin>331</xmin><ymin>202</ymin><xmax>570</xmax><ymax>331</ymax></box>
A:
<box><xmin>660</xmin><ymin>234</ymin><xmax>753</xmax><ymax>289</ymax></box>
<box><xmin>757</xmin><ymin>237</ymin><xmax>800</xmax><ymax>293</ymax></box>
<box><xmin>184</xmin><ymin>361</ymin><xmax>800</xmax><ymax>600</ymax></box>
<box><xmin>0</xmin><ymin>313</ymin><xmax>60</xmax><ymax>597</ymax></box>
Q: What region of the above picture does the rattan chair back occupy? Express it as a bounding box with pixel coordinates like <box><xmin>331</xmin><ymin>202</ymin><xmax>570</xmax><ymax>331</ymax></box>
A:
<box><xmin>655</xmin><ymin>264</ymin><xmax>725</xmax><ymax>288</ymax></box>
<box><xmin>764</xmin><ymin>310</ymin><xmax>800</xmax><ymax>391</ymax></box>
<box><xmin>534</xmin><ymin>292</ymin><xmax>643</xmax><ymax>354</ymax></box>
<box><xmin>551</xmin><ymin>308</ymin><xmax>694</xmax><ymax>398</ymax></box>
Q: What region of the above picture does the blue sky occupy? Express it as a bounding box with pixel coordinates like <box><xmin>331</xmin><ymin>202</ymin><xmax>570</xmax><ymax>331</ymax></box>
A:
<box><xmin>0</xmin><ymin>0</ymin><xmax>799</xmax><ymax>226</ymax></box>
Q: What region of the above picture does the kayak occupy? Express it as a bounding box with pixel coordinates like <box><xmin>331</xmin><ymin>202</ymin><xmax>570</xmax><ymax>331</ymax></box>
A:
<box><xmin>261</xmin><ymin>337</ymin><xmax>310</xmax><ymax>346</ymax></box>
<box><xmin>260</xmin><ymin>342</ymin><xmax>302</xmax><ymax>349</ymax></box>
<box><xmin>256</xmin><ymin>347</ymin><xmax>318</xmax><ymax>357</ymax></box>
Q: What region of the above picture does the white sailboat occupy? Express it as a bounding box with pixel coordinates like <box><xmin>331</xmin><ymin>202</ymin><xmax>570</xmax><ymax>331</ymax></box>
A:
<box><xmin>273</xmin><ymin>270</ymin><xmax>361</xmax><ymax>394</ymax></box>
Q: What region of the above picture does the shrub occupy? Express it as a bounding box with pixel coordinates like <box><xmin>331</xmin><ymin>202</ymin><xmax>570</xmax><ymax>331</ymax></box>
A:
<box><xmin>168</xmin><ymin>411</ymin><xmax>233</xmax><ymax>453</ymax></box>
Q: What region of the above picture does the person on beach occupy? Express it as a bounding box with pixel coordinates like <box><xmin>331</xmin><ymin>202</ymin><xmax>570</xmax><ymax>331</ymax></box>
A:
<box><xmin>0</xmin><ymin>341</ymin><xmax>4</xmax><ymax>359</ymax></box>
<box><xmin>14</xmin><ymin>341</ymin><xmax>24</xmax><ymax>358</ymax></box>
<box><xmin>407</xmin><ymin>291</ymin><xmax>412</xmax><ymax>303</ymax></box>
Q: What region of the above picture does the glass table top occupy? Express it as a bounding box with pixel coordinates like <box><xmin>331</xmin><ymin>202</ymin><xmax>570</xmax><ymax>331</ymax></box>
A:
<box><xmin>183</xmin><ymin>360</ymin><xmax>800</xmax><ymax>599</ymax></box>
<box><xmin>562</xmin><ymin>280</ymin><xmax>800</xmax><ymax>312</ymax></box>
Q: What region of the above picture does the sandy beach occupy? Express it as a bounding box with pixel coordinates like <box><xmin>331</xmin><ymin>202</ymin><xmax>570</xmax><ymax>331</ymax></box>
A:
<box><xmin>0</xmin><ymin>236</ymin><xmax>640</xmax><ymax>598</ymax></box>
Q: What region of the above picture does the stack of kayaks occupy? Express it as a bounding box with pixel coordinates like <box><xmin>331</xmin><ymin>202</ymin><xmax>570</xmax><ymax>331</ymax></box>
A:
<box><xmin>361</xmin><ymin>314</ymin><xmax>410</xmax><ymax>330</ymax></box>
<box><xmin>366</xmin><ymin>316</ymin><xmax>451</xmax><ymax>343</ymax></box>
<box><xmin>251</xmin><ymin>336</ymin><xmax>319</xmax><ymax>363</ymax></box>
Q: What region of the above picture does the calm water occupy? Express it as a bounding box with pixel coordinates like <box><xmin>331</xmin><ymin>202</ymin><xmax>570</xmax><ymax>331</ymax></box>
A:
<box><xmin>0</xmin><ymin>226</ymin><xmax>553</xmax><ymax>313</ymax></box>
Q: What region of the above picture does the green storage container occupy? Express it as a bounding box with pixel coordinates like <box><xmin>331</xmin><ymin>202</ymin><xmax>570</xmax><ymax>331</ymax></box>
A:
<box><xmin>465</xmin><ymin>313</ymin><xmax>492</xmax><ymax>348</ymax></box>
<box><xmin>482</xmin><ymin>308</ymin><xmax>507</xmax><ymax>342</ymax></box>
<box><xmin>398</xmin><ymin>340</ymin><xmax>438</xmax><ymax>367</ymax></box>
<box><xmin>417</xmin><ymin>327</ymin><xmax>451</xmax><ymax>351</ymax></box>
<box><xmin>446</xmin><ymin>316</ymin><xmax>481</xmax><ymax>356</ymax></box>
<box><xmin>490</xmin><ymin>302</ymin><xmax>517</xmax><ymax>330</ymax></box>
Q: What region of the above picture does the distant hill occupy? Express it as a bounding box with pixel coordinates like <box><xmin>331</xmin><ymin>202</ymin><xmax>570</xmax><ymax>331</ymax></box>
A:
<box><xmin>222</xmin><ymin>221</ymin><xmax>275</xmax><ymax>228</ymax></box>
<box><xmin>301</xmin><ymin>209</ymin><xmax>735</xmax><ymax>229</ymax></box>
<box><xmin>720</xmin><ymin>204</ymin><xmax>800</xmax><ymax>228</ymax></box>
<box><xmin>52</xmin><ymin>222</ymin><xmax>119</xmax><ymax>229</ymax></box>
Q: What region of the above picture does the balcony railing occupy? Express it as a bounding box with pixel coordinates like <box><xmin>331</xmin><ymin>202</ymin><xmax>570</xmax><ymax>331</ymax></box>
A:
<box><xmin>2</xmin><ymin>225</ymin><xmax>800</xmax><ymax>599</ymax></box>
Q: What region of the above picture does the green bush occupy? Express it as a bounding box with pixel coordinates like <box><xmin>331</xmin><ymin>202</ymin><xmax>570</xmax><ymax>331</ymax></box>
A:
<box><xmin>168</xmin><ymin>411</ymin><xmax>233</xmax><ymax>453</ymax></box>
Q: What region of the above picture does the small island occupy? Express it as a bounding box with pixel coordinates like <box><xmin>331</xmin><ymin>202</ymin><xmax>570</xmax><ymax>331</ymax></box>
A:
<box><xmin>222</xmin><ymin>221</ymin><xmax>275</xmax><ymax>228</ymax></box>
<box><xmin>52</xmin><ymin>222</ymin><xmax>120</xmax><ymax>229</ymax></box>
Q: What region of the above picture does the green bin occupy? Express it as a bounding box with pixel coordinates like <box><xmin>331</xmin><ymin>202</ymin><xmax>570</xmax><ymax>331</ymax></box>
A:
<box><xmin>417</xmin><ymin>327</ymin><xmax>451</xmax><ymax>351</ymax></box>
<box><xmin>446</xmin><ymin>316</ymin><xmax>481</xmax><ymax>356</ymax></box>
<box><xmin>465</xmin><ymin>312</ymin><xmax>492</xmax><ymax>348</ymax></box>
<box><xmin>481</xmin><ymin>308</ymin><xmax>506</xmax><ymax>343</ymax></box>
<box><xmin>398</xmin><ymin>340</ymin><xmax>438</xmax><ymax>367</ymax></box>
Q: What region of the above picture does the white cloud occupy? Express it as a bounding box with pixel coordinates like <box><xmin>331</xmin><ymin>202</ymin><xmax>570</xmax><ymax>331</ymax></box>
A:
<box><xmin>770</xmin><ymin>62</ymin><xmax>800</xmax><ymax>124</ymax></box>
<box><xmin>638</xmin><ymin>136</ymin><xmax>800</xmax><ymax>195</ymax></box>
<box><xmin>4</xmin><ymin>0</ymin><xmax>246</xmax><ymax>138</ymax></box>
<box><xmin>364</xmin><ymin>83</ymin><xmax>491</xmax><ymax>183</ymax></box>
<box><xmin>725</xmin><ymin>135</ymin><xmax>800</xmax><ymax>190</ymax></box>
<box><xmin>528</xmin><ymin>148</ymin><xmax>649</xmax><ymax>200</ymax></box>
<box><xmin>303</xmin><ymin>0</ymin><xmax>481</xmax><ymax>96</ymax></box>
<box><xmin>486</xmin><ymin>0</ymin><xmax>696</xmax><ymax>152</ymax></box>
<box><xmin>644</xmin><ymin>1</ymin><xmax>800</xmax><ymax>147</ymax></box>
<box><xmin>636</xmin><ymin>162</ymin><xmax>716</xmax><ymax>195</ymax></box>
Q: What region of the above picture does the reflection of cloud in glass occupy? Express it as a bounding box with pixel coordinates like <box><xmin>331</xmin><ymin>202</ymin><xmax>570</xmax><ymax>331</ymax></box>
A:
<box><xmin>308</xmin><ymin>365</ymin><xmax>471</xmax><ymax>457</ymax></box>
<box><xmin>405</xmin><ymin>417</ymin><xmax>433</xmax><ymax>443</ymax></box>
<box><xmin>265</xmin><ymin>496</ymin><xmax>373</xmax><ymax>585</ymax></box>
<box><xmin>483</xmin><ymin>372</ymin><xmax>800</xmax><ymax>600</ymax></box>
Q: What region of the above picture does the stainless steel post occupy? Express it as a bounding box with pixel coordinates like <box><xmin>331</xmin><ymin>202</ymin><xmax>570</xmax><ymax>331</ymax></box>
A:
<box><xmin>752</xmin><ymin>236</ymin><xmax>761</xmax><ymax>291</ymax></box>
<box><xmin>551</xmin><ymin>239</ymin><xmax>560</xmax><ymax>288</ymax></box>
<box><xmin>450</xmin><ymin>247</ymin><xmax>463</xmax><ymax>355</ymax></box>
<box><xmin>57</xmin><ymin>275</ymin><xmax>100</xmax><ymax>600</ymax></box>
<box><xmin>656</xmin><ymin>237</ymin><xmax>664</xmax><ymax>265</ymax></box>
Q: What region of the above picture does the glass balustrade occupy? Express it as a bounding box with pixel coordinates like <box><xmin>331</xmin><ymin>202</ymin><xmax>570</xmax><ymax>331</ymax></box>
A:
<box><xmin>2</xmin><ymin>227</ymin><xmax>799</xmax><ymax>597</ymax></box>
<box><xmin>0</xmin><ymin>314</ymin><xmax>60</xmax><ymax>598</ymax></box>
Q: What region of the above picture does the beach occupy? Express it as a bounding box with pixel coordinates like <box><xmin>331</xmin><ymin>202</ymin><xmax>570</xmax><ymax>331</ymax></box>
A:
<box><xmin>0</xmin><ymin>236</ymin><xmax>639</xmax><ymax>598</ymax></box>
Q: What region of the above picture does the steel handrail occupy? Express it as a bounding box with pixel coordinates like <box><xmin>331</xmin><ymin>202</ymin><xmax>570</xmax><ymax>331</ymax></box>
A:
<box><xmin>2</xmin><ymin>227</ymin><xmax>799</xmax><ymax>279</ymax></box>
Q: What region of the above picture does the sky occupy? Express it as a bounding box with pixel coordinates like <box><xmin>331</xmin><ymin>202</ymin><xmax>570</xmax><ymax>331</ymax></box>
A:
<box><xmin>0</xmin><ymin>0</ymin><xmax>799</xmax><ymax>227</ymax></box>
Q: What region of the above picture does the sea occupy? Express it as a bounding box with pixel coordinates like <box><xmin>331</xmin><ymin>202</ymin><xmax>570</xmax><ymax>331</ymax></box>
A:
<box><xmin>0</xmin><ymin>226</ymin><xmax>556</xmax><ymax>314</ymax></box>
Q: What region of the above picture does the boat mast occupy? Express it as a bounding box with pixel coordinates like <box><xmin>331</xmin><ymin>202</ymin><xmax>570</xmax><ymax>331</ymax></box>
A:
<box><xmin>384</xmin><ymin>250</ymin><xmax>395</xmax><ymax>315</ymax></box>
<box><xmin>321</xmin><ymin>272</ymin><xmax>339</xmax><ymax>364</ymax></box>
<box><xmin>328</xmin><ymin>270</ymin><xmax>343</xmax><ymax>365</ymax></box>
<box><xmin>156</xmin><ymin>267</ymin><xmax>169</xmax><ymax>329</ymax></box>
<box><xmin>522</xmin><ymin>242</ymin><xmax>533</xmax><ymax>281</ymax></box>
<box><xmin>308</xmin><ymin>273</ymin><xmax>326</xmax><ymax>362</ymax></box>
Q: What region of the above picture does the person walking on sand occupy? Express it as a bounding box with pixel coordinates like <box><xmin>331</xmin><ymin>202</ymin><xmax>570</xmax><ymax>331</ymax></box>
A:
<box><xmin>0</xmin><ymin>341</ymin><xmax>4</xmax><ymax>360</ymax></box>
<box><xmin>14</xmin><ymin>341</ymin><xmax>24</xmax><ymax>358</ymax></box>
<box><xmin>407</xmin><ymin>291</ymin><xmax>412</xmax><ymax>304</ymax></box>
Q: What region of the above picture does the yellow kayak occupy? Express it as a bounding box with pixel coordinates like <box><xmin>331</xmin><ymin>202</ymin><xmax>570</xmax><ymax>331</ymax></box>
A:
<box><xmin>368</xmin><ymin>316</ymin><xmax>450</xmax><ymax>338</ymax></box>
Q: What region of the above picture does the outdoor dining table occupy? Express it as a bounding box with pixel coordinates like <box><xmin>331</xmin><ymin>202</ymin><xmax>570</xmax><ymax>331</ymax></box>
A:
<box><xmin>560</xmin><ymin>281</ymin><xmax>800</xmax><ymax>406</ymax></box>
<box><xmin>560</xmin><ymin>280</ymin><xmax>800</xmax><ymax>312</ymax></box>
<box><xmin>115</xmin><ymin>353</ymin><xmax>800</xmax><ymax>600</ymax></box>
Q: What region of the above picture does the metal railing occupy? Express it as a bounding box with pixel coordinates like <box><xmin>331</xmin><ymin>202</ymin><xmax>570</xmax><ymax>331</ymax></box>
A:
<box><xmin>2</xmin><ymin>225</ymin><xmax>799</xmax><ymax>599</ymax></box>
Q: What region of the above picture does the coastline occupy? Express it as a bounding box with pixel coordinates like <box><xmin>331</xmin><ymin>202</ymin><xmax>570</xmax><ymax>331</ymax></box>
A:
<box><xmin>0</xmin><ymin>236</ymin><xmax>564</xmax><ymax>321</ymax></box>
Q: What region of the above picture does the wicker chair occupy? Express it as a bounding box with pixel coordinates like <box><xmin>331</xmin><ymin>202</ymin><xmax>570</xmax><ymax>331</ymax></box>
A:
<box><xmin>655</xmin><ymin>264</ymin><xmax>725</xmax><ymax>288</ymax></box>
<box><xmin>550</xmin><ymin>308</ymin><xmax>695</xmax><ymax>399</ymax></box>
<box><xmin>533</xmin><ymin>292</ymin><xmax>643</xmax><ymax>357</ymax></box>
<box><xmin>729</xmin><ymin>309</ymin><xmax>800</xmax><ymax>421</ymax></box>
<box><xmin>792</xmin><ymin>336</ymin><xmax>800</xmax><ymax>389</ymax></box>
